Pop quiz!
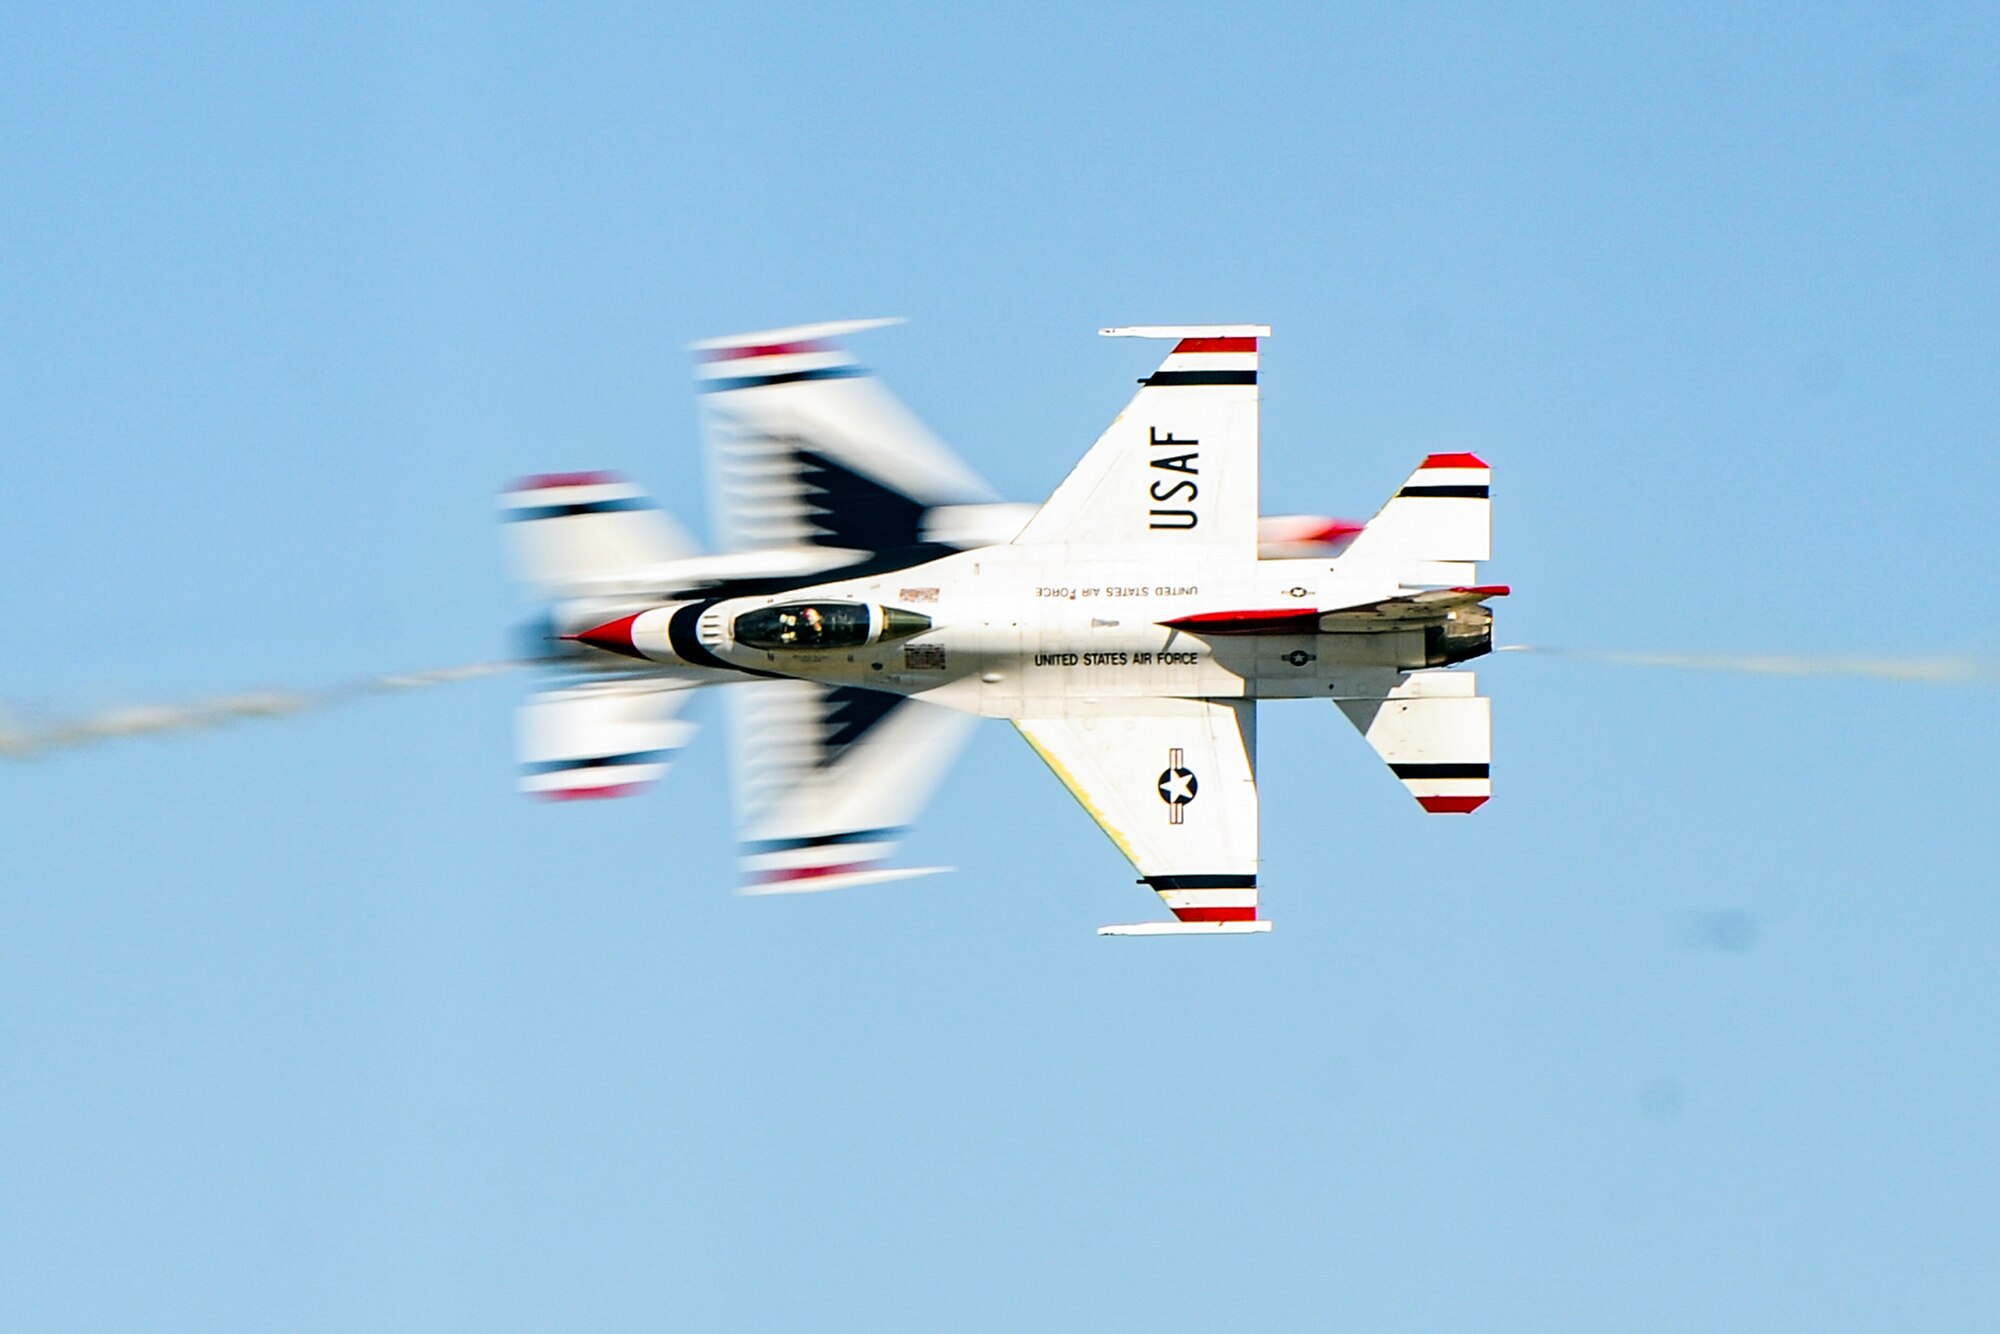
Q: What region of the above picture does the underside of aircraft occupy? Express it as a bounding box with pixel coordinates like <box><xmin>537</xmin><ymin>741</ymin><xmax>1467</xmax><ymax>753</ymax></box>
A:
<box><xmin>500</xmin><ymin>321</ymin><xmax>1502</xmax><ymax>934</ymax></box>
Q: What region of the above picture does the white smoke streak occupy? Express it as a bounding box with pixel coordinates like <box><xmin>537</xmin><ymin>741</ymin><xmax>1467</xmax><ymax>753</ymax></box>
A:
<box><xmin>1499</xmin><ymin>645</ymin><xmax>2000</xmax><ymax>685</ymax></box>
<box><xmin>0</xmin><ymin>662</ymin><xmax>521</xmax><ymax>760</ymax></box>
<box><xmin>7</xmin><ymin>646</ymin><xmax>1993</xmax><ymax>762</ymax></box>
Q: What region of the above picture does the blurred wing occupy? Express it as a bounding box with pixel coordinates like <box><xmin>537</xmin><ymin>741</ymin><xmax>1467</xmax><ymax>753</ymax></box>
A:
<box><xmin>518</xmin><ymin>678</ymin><xmax>699</xmax><ymax>800</ymax></box>
<box><xmin>694</xmin><ymin>319</ymin><xmax>995</xmax><ymax>555</ymax></box>
<box><xmin>1014</xmin><ymin>699</ymin><xmax>1267</xmax><ymax>935</ymax></box>
<box><xmin>727</xmin><ymin>680</ymin><xmax>974</xmax><ymax>891</ymax></box>
<box><xmin>500</xmin><ymin>472</ymin><xmax>699</xmax><ymax>598</ymax></box>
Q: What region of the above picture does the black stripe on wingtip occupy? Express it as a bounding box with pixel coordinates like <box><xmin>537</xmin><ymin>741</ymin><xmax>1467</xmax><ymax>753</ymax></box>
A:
<box><xmin>740</xmin><ymin>827</ymin><xmax>905</xmax><ymax>855</ymax></box>
<box><xmin>1396</xmin><ymin>485</ymin><xmax>1489</xmax><ymax>499</ymax></box>
<box><xmin>701</xmin><ymin>366</ymin><xmax>867</xmax><ymax>393</ymax></box>
<box><xmin>520</xmin><ymin>749</ymin><xmax>677</xmax><ymax>776</ymax></box>
<box><xmin>505</xmin><ymin>497</ymin><xmax>654</xmax><ymax>522</ymax></box>
<box><xmin>1142</xmin><ymin>874</ymin><xmax>1258</xmax><ymax>890</ymax></box>
<box><xmin>1140</xmin><ymin>370</ymin><xmax>1258</xmax><ymax>387</ymax></box>
<box><xmin>1389</xmin><ymin>762</ymin><xmax>1490</xmax><ymax>779</ymax></box>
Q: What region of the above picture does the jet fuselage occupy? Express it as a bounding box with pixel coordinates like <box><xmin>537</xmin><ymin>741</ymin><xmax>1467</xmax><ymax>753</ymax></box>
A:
<box><xmin>584</xmin><ymin>548</ymin><xmax>1492</xmax><ymax>717</ymax></box>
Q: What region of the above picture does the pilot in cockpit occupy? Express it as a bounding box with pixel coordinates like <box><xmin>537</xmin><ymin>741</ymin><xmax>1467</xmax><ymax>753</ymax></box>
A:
<box><xmin>776</xmin><ymin>606</ymin><xmax>826</xmax><ymax>646</ymax></box>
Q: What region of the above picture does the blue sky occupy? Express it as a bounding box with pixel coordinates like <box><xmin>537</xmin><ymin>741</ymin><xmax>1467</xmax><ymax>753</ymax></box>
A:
<box><xmin>4</xmin><ymin>5</ymin><xmax>1997</xmax><ymax>1329</ymax></box>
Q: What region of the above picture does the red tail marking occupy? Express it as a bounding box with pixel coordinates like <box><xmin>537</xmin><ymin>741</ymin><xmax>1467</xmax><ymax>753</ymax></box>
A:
<box><xmin>1418</xmin><ymin>795</ymin><xmax>1489</xmax><ymax>814</ymax></box>
<box><xmin>1419</xmin><ymin>452</ymin><xmax>1489</xmax><ymax>470</ymax></box>
<box><xmin>1303</xmin><ymin>519</ymin><xmax>1365</xmax><ymax>543</ymax></box>
<box><xmin>1171</xmin><ymin>337</ymin><xmax>1258</xmax><ymax>354</ymax></box>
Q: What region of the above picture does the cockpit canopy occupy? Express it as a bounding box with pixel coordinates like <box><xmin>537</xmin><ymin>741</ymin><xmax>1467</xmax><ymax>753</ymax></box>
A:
<box><xmin>733</xmin><ymin>602</ymin><xmax>870</xmax><ymax>650</ymax></box>
<box><xmin>731</xmin><ymin>601</ymin><xmax>934</xmax><ymax>652</ymax></box>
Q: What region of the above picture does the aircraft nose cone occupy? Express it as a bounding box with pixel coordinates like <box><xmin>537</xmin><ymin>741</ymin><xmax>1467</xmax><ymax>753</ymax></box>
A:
<box><xmin>567</xmin><ymin>613</ymin><xmax>648</xmax><ymax>659</ymax></box>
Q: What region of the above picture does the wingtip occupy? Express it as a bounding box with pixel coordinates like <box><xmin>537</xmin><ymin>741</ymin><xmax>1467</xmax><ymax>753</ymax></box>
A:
<box><xmin>687</xmin><ymin>317</ymin><xmax>905</xmax><ymax>352</ymax></box>
<box><xmin>505</xmin><ymin>470</ymin><xmax>628</xmax><ymax>494</ymax></box>
<box><xmin>738</xmin><ymin>865</ymin><xmax>952</xmax><ymax>895</ymax></box>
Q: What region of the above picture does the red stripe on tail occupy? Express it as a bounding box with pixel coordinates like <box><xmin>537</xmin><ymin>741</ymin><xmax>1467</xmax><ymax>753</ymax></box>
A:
<box><xmin>1417</xmin><ymin>795</ymin><xmax>1489</xmax><ymax>814</ymax></box>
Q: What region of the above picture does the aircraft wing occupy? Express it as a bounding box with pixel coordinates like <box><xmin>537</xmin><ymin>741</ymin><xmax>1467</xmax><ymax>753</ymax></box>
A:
<box><xmin>728</xmin><ymin>680</ymin><xmax>975</xmax><ymax>891</ymax></box>
<box><xmin>1010</xmin><ymin>325</ymin><xmax>1266</xmax><ymax>553</ymax></box>
<box><xmin>695</xmin><ymin>318</ymin><xmax>997</xmax><ymax>555</ymax></box>
<box><xmin>517</xmin><ymin>678</ymin><xmax>700</xmax><ymax>800</ymax></box>
<box><xmin>1014</xmin><ymin>699</ymin><xmax>1267</xmax><ymax>935</ymax></box>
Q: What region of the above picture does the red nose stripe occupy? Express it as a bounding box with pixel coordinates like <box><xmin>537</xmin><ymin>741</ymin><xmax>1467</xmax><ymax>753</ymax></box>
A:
<box><xmin>569</xmin><ymin>614</ymin><xmax>648</xmax><ymax>659</ymax></box>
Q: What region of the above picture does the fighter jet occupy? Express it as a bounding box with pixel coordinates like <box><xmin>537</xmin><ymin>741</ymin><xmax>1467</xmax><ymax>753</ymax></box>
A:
<box><xmin>501</xmin><ymin>321</ymin><xmax>1366</xmax><ymax>898</ymax></box>
<box><xmin>514</xmin><ymin>324</ymin><xmax>1502</xmax><ymax>934</ymax></box>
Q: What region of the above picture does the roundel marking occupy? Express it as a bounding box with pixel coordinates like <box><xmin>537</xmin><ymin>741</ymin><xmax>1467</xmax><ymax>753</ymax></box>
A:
<box><xmin>1157</xmin><ymin>747</ymin><xmax>1199</xmax><ymax>825</ymax></box>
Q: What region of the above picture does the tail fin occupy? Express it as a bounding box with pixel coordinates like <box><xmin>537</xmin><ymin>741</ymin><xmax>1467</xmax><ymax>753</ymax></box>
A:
<box><xmin>1337</xmin><ymin>453</ymin><xmax>1490</xmax><ymax>585</ymax></box>
<box><xmin>499</xmin><ymin>472</ymin><xmax>698</xmax><ymax>597</ymax></box>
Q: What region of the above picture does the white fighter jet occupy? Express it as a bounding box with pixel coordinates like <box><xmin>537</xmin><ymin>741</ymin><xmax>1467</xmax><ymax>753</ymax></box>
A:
<box><xmin>502</xmin><ymin>322</ymin><xmax>1497</xmax><ymax>934</ymax></box>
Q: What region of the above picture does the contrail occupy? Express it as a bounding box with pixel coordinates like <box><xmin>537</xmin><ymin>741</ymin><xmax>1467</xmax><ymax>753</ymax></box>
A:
<box><xmin>7</xmin><ymin>645</ymin><xmax>1993</xmax><ymax>763</ymax></box>
<box><xmin>1498</xmin><ymin>645</ymin><xmax>2000</xmax><ymax>685</ymax></box>
<box><xmin>0</xmin><ymin>661</ymin><xmax>521</xmax><ymax>760</ymax></box>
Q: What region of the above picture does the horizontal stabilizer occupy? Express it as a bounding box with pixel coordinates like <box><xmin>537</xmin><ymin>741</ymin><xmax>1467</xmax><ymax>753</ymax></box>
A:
<box><xmin>1337</xmin><ymin>670</ymin><xmax>1491</xmax><ymax>813</ymax></box>
<box><xmin>1257</xmin><ymin>514</ymin><xmax>1363</xmax><ymax>557</ymax></box>
<box><xmin>501</xmin><ymin>473</ymin><xmax>698</xmax><ymax>597</ymax></box>
<box><xmin>518</xmin><ymin>679</ymin><xmax>698</xmax><ymax>800</ymax></box>
<box><xmin>1339</xmin><ymin>453</ymin><xmax>1491</xmax><ymax>581</ymax></box>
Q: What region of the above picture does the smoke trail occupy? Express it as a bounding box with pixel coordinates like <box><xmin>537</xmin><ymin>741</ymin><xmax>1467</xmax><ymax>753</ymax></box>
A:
<box><xmin>0</xmin><ymin>662</ymin><xmax>520</xmax><ymax>760</ymax></box>
<box><xmin>1499</xmin><ymin>645</ymin><xmax>2000</xmax><ymax>685</ymax></box>
<box><xmin>7</xmin><ymin>645</ymin><xmax>1993</xmax><ymax>763</ymax></box>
